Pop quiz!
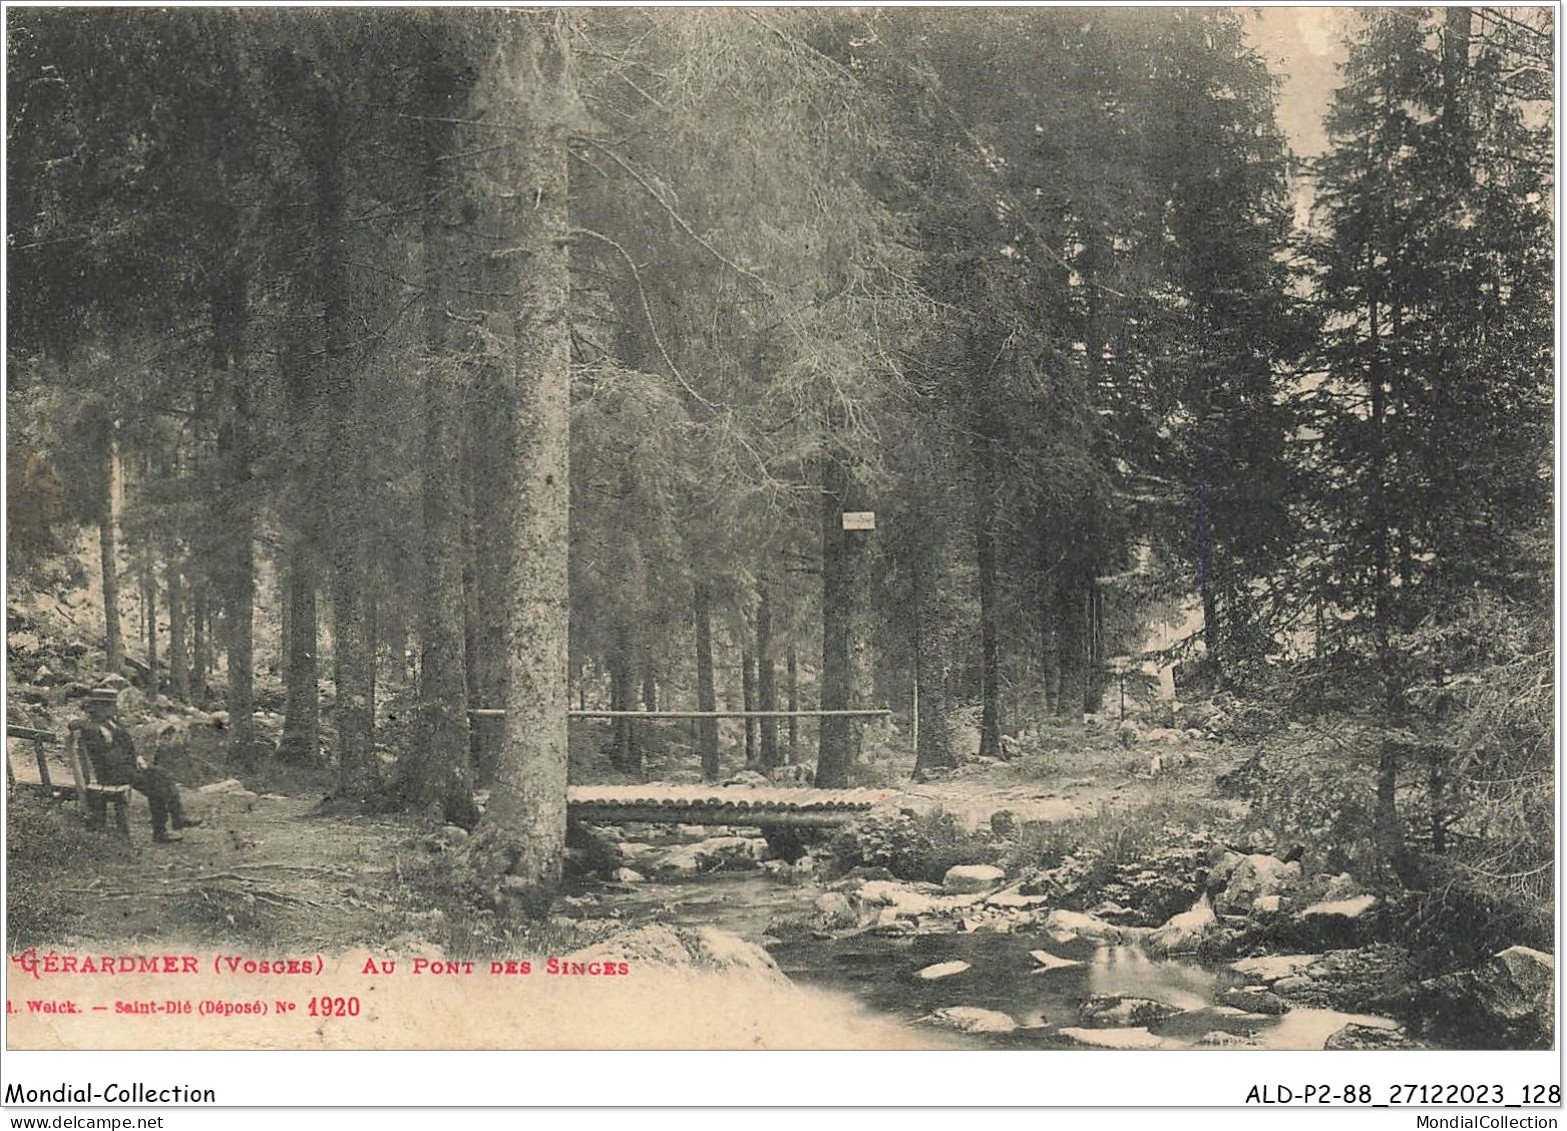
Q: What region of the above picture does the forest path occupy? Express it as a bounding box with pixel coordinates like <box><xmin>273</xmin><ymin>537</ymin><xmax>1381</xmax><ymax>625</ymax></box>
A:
<box><xmin>49</xmin><ymin>784</ymin><xmax>424</xmax><ymax>953</ymax></box>
<box><xmin>889</xmin><ymin>738</ymin><xmax>1240</xmax><ymax>833</ymax></box>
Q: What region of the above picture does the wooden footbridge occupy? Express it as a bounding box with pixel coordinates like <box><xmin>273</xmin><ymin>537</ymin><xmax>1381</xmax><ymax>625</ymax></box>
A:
<box><xmin>528</xmin><ymin>706</ymin><xmax>895</xmax><ymax>829</ymax></box>
<box><xmin>566</xmin><ymin>784</ymin><xmax>888</xmax><ymax>828</ymax></box>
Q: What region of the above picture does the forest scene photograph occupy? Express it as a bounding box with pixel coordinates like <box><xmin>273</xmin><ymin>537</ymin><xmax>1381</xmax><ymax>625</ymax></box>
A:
<box><xmin>3</xmin><ymin>5</ymin><xmax>1555</xmax><ymax>1053</ymax></box>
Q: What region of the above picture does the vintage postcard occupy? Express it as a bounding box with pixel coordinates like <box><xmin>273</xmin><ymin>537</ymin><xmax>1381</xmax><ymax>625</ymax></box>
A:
<box><xmin>3</xmin><ymin>3</ymin><xmax>1556</xmax><ymax>1109</ymax></box>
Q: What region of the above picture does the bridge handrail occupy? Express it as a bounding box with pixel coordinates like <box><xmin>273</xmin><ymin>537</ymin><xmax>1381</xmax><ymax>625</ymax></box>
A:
<box><xmin>470</xmin><ymin>708</ymin><xmax>892</xmax><ymax>719</ymax></box>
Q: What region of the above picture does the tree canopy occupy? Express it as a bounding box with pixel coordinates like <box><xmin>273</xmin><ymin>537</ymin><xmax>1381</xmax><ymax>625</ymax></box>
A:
<box><xmin>7</xmin><ymin>7</ymin><xmax>1551</xmax><ymax>909</ymax></box>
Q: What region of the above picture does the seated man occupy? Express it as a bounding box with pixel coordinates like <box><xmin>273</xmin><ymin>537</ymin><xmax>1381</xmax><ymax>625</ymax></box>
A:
<box><xmin>67</xmin><ymin>687</ymin><xmax>202</xmax><ymax>844</ymax></box>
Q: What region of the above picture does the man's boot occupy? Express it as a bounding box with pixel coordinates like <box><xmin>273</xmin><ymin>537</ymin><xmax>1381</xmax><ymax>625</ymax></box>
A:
<box><xmin>168</xmin><ymin>788</ymin><xmax>202</xmax><ymax>830</ymax></box>
<box><xmin>148</xmin><ymin>793</ymin><xmax>180</xmax><ymax>842</ymax></box>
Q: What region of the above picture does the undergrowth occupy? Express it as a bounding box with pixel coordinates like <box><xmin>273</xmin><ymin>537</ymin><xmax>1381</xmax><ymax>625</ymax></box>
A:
<box><xmin>827</xmin><ymin>807</ymin><xmax>994</xmax><ymax>882</ymax></box>
<box><xmin>394</xmin><ymin>844</ymin><xmax>596</xmax><ymax>959</ymax></box>
<box><xmin>6</xmin><ymin>786</ymin><xmax>123</xmax><ymax>945</ymax></box>
<box><xmin>1005</xmin><ymin>797</ymin><xmax>1237</xmax><ymax>924</ymax></box>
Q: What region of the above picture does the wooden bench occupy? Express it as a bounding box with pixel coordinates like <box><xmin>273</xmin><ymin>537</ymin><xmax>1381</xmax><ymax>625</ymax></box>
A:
<box><xmin>6</xmin><ymin>722</ymin><xmax>132</xmax><ymax>836</ymax></box>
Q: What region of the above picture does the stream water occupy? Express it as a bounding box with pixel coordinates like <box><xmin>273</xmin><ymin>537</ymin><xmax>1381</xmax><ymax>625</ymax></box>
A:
<box><xmin>593</xmin><ymin>873</ymin><xmax>1400</xmax><ymax>1050</ymax></box>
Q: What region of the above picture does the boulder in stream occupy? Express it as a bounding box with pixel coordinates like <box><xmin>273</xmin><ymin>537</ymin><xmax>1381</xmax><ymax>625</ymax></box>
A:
<box><xmin>1323</xmin><ymin>1023</ymin><xmax>1424</xmax><ymax>1050</ymax></box>
<box><xmin>1057</xmin><ymin>1026</ymin><xmax>1166</xmax><ymax>1050</ymax></box>
<box><xmin>1302</xmin><ymin>893</ymin><xmax>1377</xmax><ymax>919</ymax></box>
<box><xmin>922</xmin><ymin>1006</ymin><xmax>1018</xmax><ymax>1034</ymax></box>
<box><xmin>1197</xmin><ymin>1030</ymin><xmax>1260</xmax><ymax>1048</ymax></box>
<box><xmin>687</xmin><ymin>926</ymin><xmax>789</xmax><ymax>984</ymax></box>
<box><xmin>562</xmin><ymin>924</ymin><xmax>692</xmax><ymax>968</ymax></box>
<box><xmin>854</xmin><ymin>879</ymin><xmax>952</xmax><ymax>918</ymax></box>
<box><xmin>653</xmin><ymin>848</ymin><xmax>704</xmax><ymax>877</ymax></box>
<box><xmin>1145</xmin><ymin>894</ymin><xmax>1217</xmax><ymax>955</ymax></box>
<box><xmin>1079</xmin><ymin>994</ymin><xmax>1186</xmax><ymax>1028</ymax></box>
<box><xmin>1217</xmin><ymin>854</ymin><xmax>1302</xmax><ymax>915</ymax></box>
<box><xmin>1273</xmin><ymin>895</ymin><xmax>1380</xmax><ymax>950</ymax></box>
<box><xmin>985</xmin><ymin>890</ymin><xmax>1051</xmax><ymax>909</ymax></box>
<box><xmin>690</xmin><ymin>835</ymin><xmax>769</xmax><ymax>870</ymax></box>
<box><xmin>1321</xmin><ymin>872</ymin><xmax>1363</xmax><ymax>901</ymax></box>
<box><xmin>649</xmin><ymin>836</ymin><xmax>768</xmax><ymax>877</ymax></box>
<box><xmin>1230</xmin><ymin>954</ymin><xmax>1320</xmax><ymax>984</ymax></box>
<box><xmin>1284</xmin><ymin>944</ymin><xmax>1419</xmax><ymax>1012</ymax></box>
<box><xmin>1029</xmin><ymin>950</ymin><xmax>1083</xmax><ymax>973</ymax></box>
<box><xmin>916</xmin><ymin>960</ymin><xmax>971</xmax><ymax>980</ymax></box>
<box><xmin>562</xmin><ymin>924</ymin><xmax>787</xmax><ymax>985</ymax></box>
<box><xmin>811</xmin><ymin>891</ymin><xmax>857</xmax><ymax>930</ymax></box>
<box><xmin>1217</xmin><ymin>986</ymin><xmax>1290</xmax><ymax>1015</ymax></box>
<box><xmin>1410</xmin><ymin>945</ymin><xmax>1554</xmax><ymax>1050</ymax></box>
<box><xmin>942</xmin><ymin>864</ymin><xmax>1006</xmax><ymax>893</ymax></box>
<box><xmin>1043</xmin><ymin>908</ymin><xmax>1127</xmax><ymax>942</ymax></box>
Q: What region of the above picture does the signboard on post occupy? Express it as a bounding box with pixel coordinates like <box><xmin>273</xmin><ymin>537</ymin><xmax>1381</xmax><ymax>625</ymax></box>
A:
<box><xmin>841</xmin><ymin>511</ymin><xmax>876</xmax><ymax>531</ymax></box>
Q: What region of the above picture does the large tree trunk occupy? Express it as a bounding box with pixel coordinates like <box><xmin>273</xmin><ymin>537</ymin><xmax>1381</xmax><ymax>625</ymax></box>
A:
<box><xmin>191</xmin><ymin>587</ymin><xmax>209</xmax><ymax>702</ymax></box>
<box><xmin>318</xmin><ymin>92</ymin><xmax>377</xmax><ymax>803</ymax></box>
<box><xmin>976</xmin><ymin>513</ymin><xmax>1002</xmax><ymax>758</ymax></box>
<box><xmin>278</xmin><ymin>269</ymin><xmax>324</xmax><ymax>767</ymax></box>
<box><xmin>219</xmin><ymin>423</ymin><xmax>255</xmax><ymax>764</ymax></box>
<box><xmin>609</xmin><ymin>623</ymin><xmax>639</xmax><ymax>775</ymax></box>
<box><xmin>741</xmin><ymin>633</ymin><xmax>758</xmax><ymax>767</ymax></box>
<box><xmin>641</xmin><ymin>661</ymin><xmax>657</xmax><ymax>713</ymax></box>
<box><xmin>279</xmin><ymin>579</ymin><xmax>291</xmax><ymax>682</ymax></box>
<box><xmin>167</xmin><ymin>560</ymin><xmax>188</xmax><ymax>702</ymax></box>
<box><xmin>1084</xmin><ymin>577</ymin><xmax>1108</xmax><ymax>713</ymax></box>
<box><xmin>461</xmin><ymin>467</ymin><xmax>484</xmax><ymax>779</ymax></box>
<box><xmin>460</xmin><ymin>127</ymin><xmax>513</xmax><ymax>786</ymax></box>
<box><xmin>470</xmin><ymin>12</ymin><xmax>574</xmax><ymax>908</ymax></box>
<box><xmin>694</xmin><ymin>581</ymin><xmax>720</xmax><ymax>780</ymax></box>
<box><xmin>467</xmin><ymin>354</ymin><xmax>510</xmax><ymax>781</ymax></box>
<box><xmin>278</xmin><ymin>553</ymin><xmax>318</xmax><ymax>764</ymax></box>
<box><xmin>969</xmin><ymin>326</ymin><xmax>1007</xmax><ymax>760</ymax></box>
<box><xmin>418</xmin><ymin>354</ymin><xmax>478</xmax><ymax>819</ymax></box>
<box><xmin>786</xmin><ymin>645</ymin><xmax>799</xmax><ymax>764</ymax></box>
<box><xmin>417</xmin><ymin>49</ymin><xmax>478</xmax><ymax>826</ymax></box>
<box><xmin>212</xmin><ymin>199</ymin><xmax>255</xmax><ymax>763</ymax></box>
<box><xmin>1198</xmin><ymin>473</ymin><xmax>1223</xmax><ymax>684</ymax></box>
<box><xmin>141</xmin><ymin>567</ymin><xmax>158</xmax><ymax>697</ymax></box>
<box><xmin>757</xmin><ymin>581</ymin><xmax>778</xmax><ymax>769</ymax></box>
<box><xmin>99</xmin><ymin>420</ymin><xmax>123</xmax><ymax>675</ymax></box>
<box><xmin>1374</xmin><ymin>739</ymin><xmax>1407</xmax><ymax>881</ymax></box>
<box><xmin>1040</xmin><ymin>583</ymin><xmax>1061</xmax><ymax>716</ymax></box>
<box><xmin>1054</xmin><ymin>580</ymin><xmax>1088</xmax><ymax>721</ymax></box>
<box><xmin>913</xmin><ymin>527</ymin><xmax>960</xmax><ymax>776</ymax></box>
<box><xmin>818</xmin><ymin>448</ymin><xmax>859</xmax><ymax>788</ymax></box>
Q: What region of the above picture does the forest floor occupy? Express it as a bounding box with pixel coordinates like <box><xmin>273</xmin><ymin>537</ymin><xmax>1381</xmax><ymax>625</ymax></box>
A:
<box><xmin>8</xmin><ymin>729</ymin><xmax>1237</xmax><ymax>956</ymax></box>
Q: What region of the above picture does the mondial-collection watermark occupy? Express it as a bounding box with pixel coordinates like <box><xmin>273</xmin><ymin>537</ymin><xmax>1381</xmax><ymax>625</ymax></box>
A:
<box><xmin>1415</xmin><ymin>1118</ymin><xmax>1559</xmax><ymax>1129</ymax></box>
<box><xmin>3</xmin><ymin>1084</ymin><xmax>215</xmax><ymax>1105</ymax></box>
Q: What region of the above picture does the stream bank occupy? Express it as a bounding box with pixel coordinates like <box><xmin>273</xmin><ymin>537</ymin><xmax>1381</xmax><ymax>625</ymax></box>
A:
<box><xmin>562</xmin><ymin>772</ymin><xmax>1553</xmax><ymax>1052</ymax></box>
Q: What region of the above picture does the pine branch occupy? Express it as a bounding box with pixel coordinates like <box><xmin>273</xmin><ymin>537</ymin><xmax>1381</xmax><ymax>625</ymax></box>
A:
<box><xmin>570</xmin><ymin>226</ymin><xmax>720</xmax><ymax>413</ymax></box>
<box><xmin>574</xmin><ymin>136</ymin><xmax>772</xmax><ymax>293</ymax></box>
